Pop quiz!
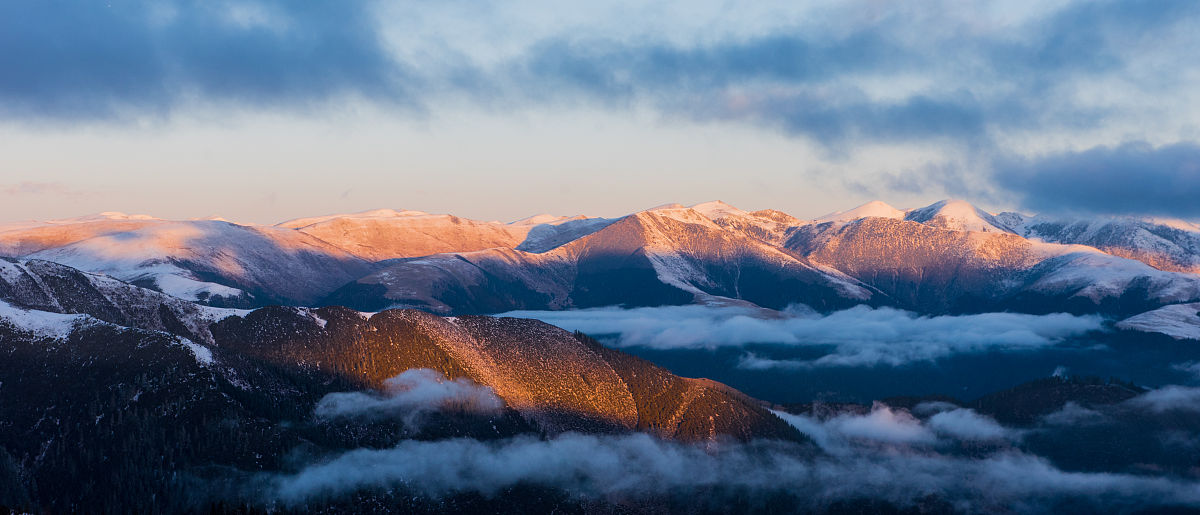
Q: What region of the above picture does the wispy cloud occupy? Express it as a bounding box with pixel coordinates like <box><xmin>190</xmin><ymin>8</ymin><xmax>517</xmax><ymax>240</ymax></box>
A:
<box><xmin>1128</xmin><ymin>385</ymin><xmax>1200</xmax><ymax>413</ymax></box>
<box><xmin>1173</xmin><ymin>361</ymin><xmax>1200</xmax><ymax>379</ymax></box>
<box><xmin>773</xmin><ymin>403</ymin><xmax>1016</xmax><ymax>454</ymax></box>
<box><xmin>1</xmin><ymin>181</ymin><xmax>90</xmax><ymax>198</ymax></box>
<box><xmin>315</xmin><ymin>369</ymin><xmax>503</xmax><ymax>424</ymax></box>
<box><xmin>503</xmin><ymin>304</ymin><xmax>1102</xmax><ymax>367</ymax></box>
<box><xmin>926</xmin><ymin>408</ymin><xmax>1015</xmax><ymax>441</ymax></box>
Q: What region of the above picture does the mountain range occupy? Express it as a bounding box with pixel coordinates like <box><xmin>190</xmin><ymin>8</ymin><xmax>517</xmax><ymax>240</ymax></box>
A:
<box><xmin>3</xmin><ymin>199</ymin><xmax>1199</xmax><ymax>338</ymax></box>
<box><xmin>4</xmin><ymin>200</ymin><xmax>1200</xmax><ymax>511</ymax></box>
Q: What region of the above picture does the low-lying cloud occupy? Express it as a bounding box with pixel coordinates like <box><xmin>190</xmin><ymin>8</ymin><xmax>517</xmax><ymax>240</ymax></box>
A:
<box><xmin>265</xmin><ymin>374</ymin><xmax>1200</xmax><ymax>511</ymax></box>
<box><xmin>315</xmin><ymin>369</ymin><xmax>504</xmax><ymax>422</ymax></box>
<box><xmin>1128</xmin><ymin>385</ymin><xmax>1200</xmax><ymax>413</ymax></box>
<box><xmin>503</xmin><ymin>304</ymin><xmax>1102</xmax><ymax>367</ymax></box>
<box><xmin>1172</xmin><ymin>361</ymin><xmax>1200</xmax><ymax>379</ymax></box>
<box><xmin>270</xmin><ymin>408</ymin><xmax>1200</xmax><ymax>512</ymax></box>
<box><xmin>927</xmin><ymin>408</ymin><xmax>1014</xmax><ymax>441</ymax></box>
<box><xmin>773</xmin><ymin>404</ymin><xmax>1014</xmax><ymax>455</ymax></box>
<box><xmin>776</xmin><ymin>404</ymin><xmax>936</xmax><ymax>448</ymax></box>
<box><xmin>1040</xmin><ymin>402</ymin><xmax>1107</xmax><ymax>426</ymax></box>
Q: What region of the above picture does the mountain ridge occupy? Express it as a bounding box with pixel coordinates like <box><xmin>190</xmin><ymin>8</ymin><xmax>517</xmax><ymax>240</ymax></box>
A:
<box><xmin>4</xmin><ymin>199</ymin><xmax>1200</xmax><ymax>322</ymax></box>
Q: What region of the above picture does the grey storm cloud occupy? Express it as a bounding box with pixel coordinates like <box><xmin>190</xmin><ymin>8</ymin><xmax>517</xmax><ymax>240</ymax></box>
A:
<box><xmin>503</xmin><ymin>304</ymin><xmax>1102</xmax><ymax>367</ymax></box>
<box><xmin>314</xmin><ymin>369</ymin><xmax>504</xmax><ymax>423</ymax></box>
<box><xmin>3</xmin><ymin>0</ymin><xmax>1198</xmax><ymax>150</ymax></box>
<box><xmin>507</xmin><ymin>0</ymin><xmax>1200</xmax><ymax>149</ymax></box>
<box><xmin>0</xmin><ymin>0</ymin><xmax>406</xmax><ymax>120</ymax></box>
<box><xmin>992</xmin><ymin>141</ymin><xmax>1200</xmax><ymax>218</ymax></box>
<box><xmin>269</xmin><ymin>404</ymin><xmax>1200</xmax><ymax>511</ymax></box>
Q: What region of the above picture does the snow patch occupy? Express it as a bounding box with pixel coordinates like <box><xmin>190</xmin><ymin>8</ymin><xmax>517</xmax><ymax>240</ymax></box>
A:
<box><xmin>146</xmin><ymin>268</ymin><xmax>246</xmax><ymax>302</ymax></box>
<box><xmin>179</xmin><ymin>338</ymin><xmax>215</xmax><ymax>365</ymax></box>
<box><xmin>296</xmin><ymin>307</ymin><xmax>328</xmax><ymax>329</ymax></box>
<box><xmin>0</xmin><ymin>299</ymin><xmax>90</xmax><ymax>339</ymax></box>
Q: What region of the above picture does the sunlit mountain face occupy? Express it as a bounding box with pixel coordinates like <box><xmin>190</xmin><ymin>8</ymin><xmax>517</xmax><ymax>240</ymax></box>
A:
<box><xmin>3</xmin><ymin>199</ymin><xmax>1200</xmax><ymax>512</ymax></box>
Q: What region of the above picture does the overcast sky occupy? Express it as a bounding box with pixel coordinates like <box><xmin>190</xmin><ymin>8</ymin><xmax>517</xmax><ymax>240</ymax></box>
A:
<box><xmin>2</xmin><ymin>0</ymin><xmax>1197</xmax><ymax>224</ymax></box>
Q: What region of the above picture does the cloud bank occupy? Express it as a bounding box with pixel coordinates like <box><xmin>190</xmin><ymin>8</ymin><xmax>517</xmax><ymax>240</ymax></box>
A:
<box><xmin>270</xmin><ymin>407</ymin><xmax>1200</xmax><ymax>512</ymax></box>
<box><xmin>503</xmin><ymin>304</ymin><xmax>1102</xmax><ymax>367</ymax></box>
<box><xmin>1129</xmin><ymin>385</ymin><xmax>1200</xmax><ymax>413</ymax></box>
<box><xmin>314</xmin><ymin>369</ymin><xmax>504</xmax><ymax>423</ymax></box>
<box><xmin>773</xmin><ymin>404</ymin><xmax>1014</xmax><ymax>454</ymax></box>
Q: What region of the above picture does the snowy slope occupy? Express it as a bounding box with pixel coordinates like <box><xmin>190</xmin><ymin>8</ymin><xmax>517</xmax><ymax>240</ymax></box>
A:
<box><xmin>815</xmin><ymin>199</ymin><xmax>1014</xmax><ymax>234</ymax></box>
<box><xmin>815</xmin><ymin>200</ymin><xmax>905</xmax><ymax>224</ymax></box>
<box><xmin>1003</xmin><ymin>213</ymin><xmax>1200</xmax><ymax>274</ymax></box>
<box><xmin>279</xmin><ymin>208</ymin><xmax>611</xmax><ymax>260</ymax></box>
<box><xmin>691</xmin><ymin>201</ymin><xmax>806</xmax><ymax>245</ymax></box>
<box><xmin>786</xmin><ymin>215</ymin><xmax>1200</xmax><ymax>314</ymax></box>
<box><xmin>324</xmin><ymin>204</ymin><xmax>876</xmax><ymax>314</ymax></box>
<box><xmin>1113</xmin><ymin>302</ymin><xmax>1200</xmax><ymax>338</ymax></box>
<box><xmin>0</xmin><ymin>298</ymin><xmax>93</xmax><ymax>339</ymax></box>
<box><xmin>1024</xmin><ymin>244</ymin><xmax>1200</xmax><ymax>304</ymax></box>
<box><xmin>514</xmin><ymin>217</ymin><xmax>617</xmax><ymax>253</ymax></box>
<box><xmin>1</xmin><ymin>218</ymin><xmax>373</xmax><ymax>305</ymax></box>
<box><xmin>903</xmin><ymin>200</ymin><xmax>1014</xmax><ymax>234</ymax></box>
<box><xmin>0</xmin><ymin>258</ymin><xmax>246</xmax><ymax>343</ymax></box>
<box><xmin>1116</xmin><ymin>303</ymin><xmax>1200</xmax><ymax>340</ymax></box>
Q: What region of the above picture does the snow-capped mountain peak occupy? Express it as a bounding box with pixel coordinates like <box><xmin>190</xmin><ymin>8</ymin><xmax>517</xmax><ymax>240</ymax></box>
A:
<box><xmin>43</xmin><ymin>212</ymin><xmax>162</xmax><ymax>224</ymax></box>
<box><xmin>1144</xmin><ymin>217</ymin><xmax>1200</xmax><ymax>233</ymax></box>
<box><xmin>814</xmin><ymin>200</ymin><xmax>904</xmax><ymax>224</ymax></box>
<box><xmin>904</xmin><ymin>199</ymin><xmax>1013</xmax><ymax>234</ymax></box>
<box><xmin>276</xmin><ymin>208</ymin><xmax>431</xmax><ymax>229</ymax></box>
<box><xmin>647</xmin><ymin>203</ymin><xmax>688</xmax><ymax>211</ymax></box>
<box><xmin>635</xmin><ymin>205</ymin><xmax>723</xmax><ymax>229</ymax></box>
<box><xmin>509</xmin><ymin>214</ymin><xmax>589</xmax><ymax>226</ymax></box>
<box><xmin>689</xmin><ymin>200</ymin><xmax>748</xmax><ymax>220</ymax></box>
